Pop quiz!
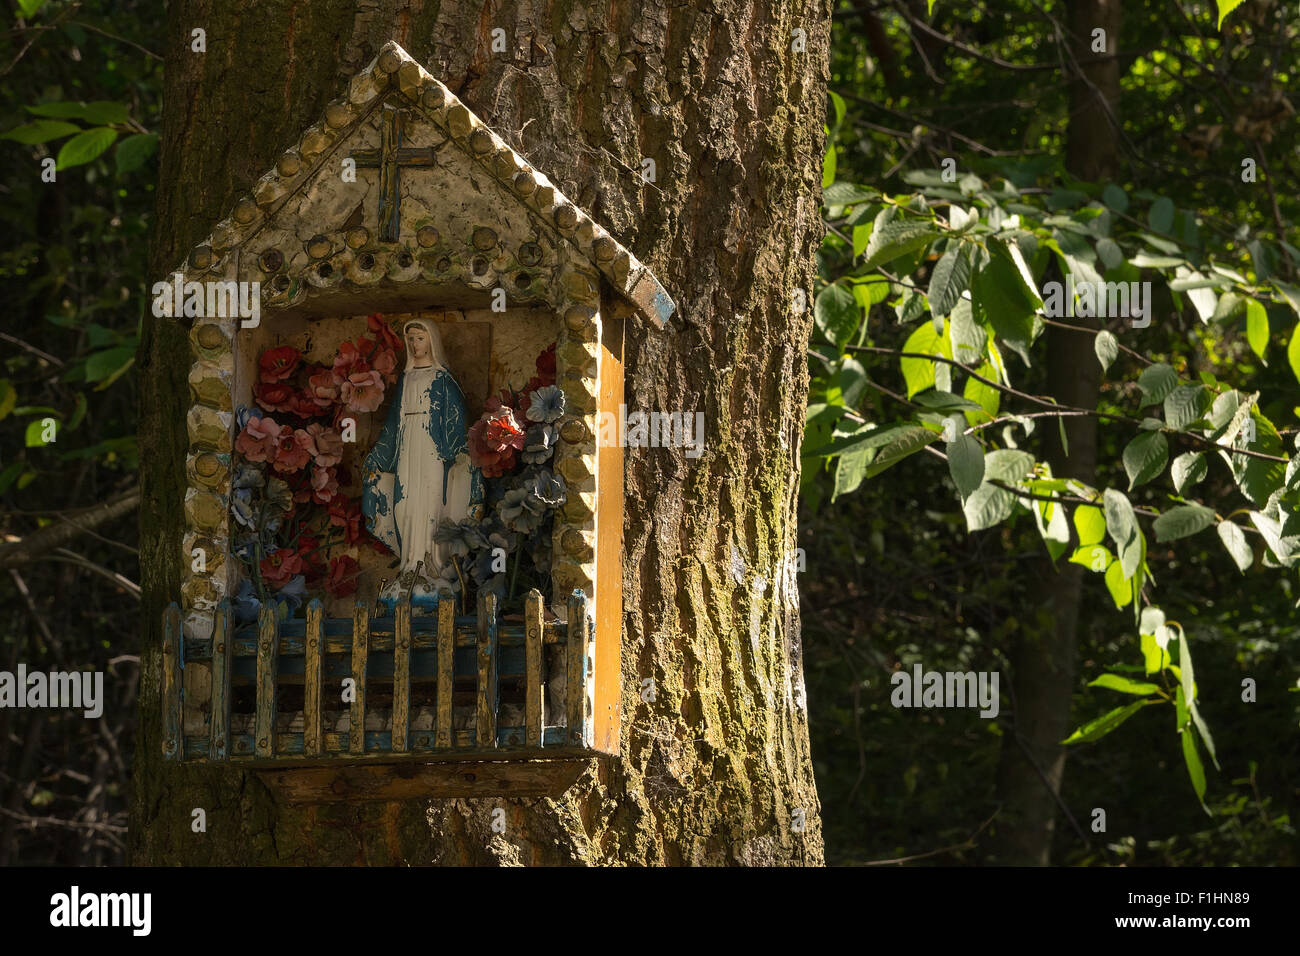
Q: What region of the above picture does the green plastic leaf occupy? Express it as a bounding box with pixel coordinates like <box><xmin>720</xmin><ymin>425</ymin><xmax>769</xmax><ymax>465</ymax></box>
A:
<box><xmin>1153</xmin><ymin>503</ymin><xmax>1215</xmax><ymax>542</ymax></box>
<box><xmin>928</xmin><ymin>243</ymin><xmax>972</xmax><ymax>318</ymax></box>
<box><xmin>1062</xmin><ymin>699</ymin><xmax>1149</xmax><ymax>744</ymax></box>
<box><xmin>0</xmin><ymin>119</ymin><xmax>81</xmax><ymax>144</ymax></box>
<box><xmin>1094</xmin><ymin>329</ymin><xmax>1118</xmax><ymax>373</ymax></box>
<box><xmin>1074</xmin><ymin>504</ymin><xmax>1106</xmax><ymax>546</ymax></box>
<box><xmin>1137</xmin><ymin>363</ymin><xmax>1178</xmax><ymax>406</ymax></box>
<box><xmin>115</xmin><ymin>132</ymin><xmax>158</xmax><ymax>174</ymax></box>
<box><xmin>1217</xmin><ymin>520</ymin><xmax>1252</xmax><ymax>572</ymax></box>
<box><xmin>1089</xmin><ymin>673</ymin><xmax>1159</xmax><ymax>696</ymax></box>
<box><xmin>1171</xmin><ymin>452</ymin><xmax>1207</xmax><ymax>494</ymax></box>
<box><xmin>814</xmin><ymin>283</ymin><xmax>860</xmax><ymax>348</ymax></box>
<box><xmin>947</xmin><ymin>432</ymin><xmax>984</xmax><ymax>501</ymax></box>
<box><xmin>1123</xmin><ymin>430</ymin><xmax>1168</xmax><ymax>490</ymax></box>
<box><xmin>56</xmin><ymin>127</ymin><xmax>118</xmax><ymax>170</ymax></box>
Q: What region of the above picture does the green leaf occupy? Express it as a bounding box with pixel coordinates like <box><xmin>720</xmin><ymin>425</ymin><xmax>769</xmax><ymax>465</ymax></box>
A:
<box><xmin>814</xmin><ymin>283</ymin><xmax>860</xmax><ymax>348</ymax></box>
<box><xmin>1148</xmin><ymin>196</ymin><xmax>1175</xmax><ymax>234</ymax></box>
<box><xmin>1123</xmin><ymin>431</ymin><xmax>1168</xmax><ymax>490</ymax></box>
<box><xmin>1217</xmin><ymin>520</ymin><xmax>1252</xmax><ymax>572</ymax></box>
<box><xmin>114</xmin><ymin>132</ymin><xmax>158</xmax><ymax>174</ymax></box>
<box><xmin>1074</xmin><ymin>504</ymin><xmax>1106</xmax><ymax>546</ymax></box>
<box><xmin>821</xmin><ymin>142</ymin><xmax>835</xmax><ymax>189</ymax></box>
<box><xmin>1137</xmin><ymin>363</ymin><xmax>1178</xmax><ymax>406</ymax></box>
<box><xmin>983</xmin><ymin>448</ymin><xmax>1034</xmax><ymax>482</ymax></box>
<box><xmin>963</xmin><ymin>482</ymin><xmax>1016</xmax><ymax>532</ymax></box>
<box><xmin>0</xmin><ymin>379</ymin><xmax>16</xmax><ymax>421</ymax></box>
<box><xmin>1101</xmin><ymin>184</ymin><xmax>1128</xmax><ymax>214</ymax></box>
<box><xmin>0</xmin><ymin>119</ymin><xmax>81</xmax><ymax>144</ymax></box>
<box><xmin>1163</xmin><ymin>384</ymin><xmax>1209</xmax><ymax>430</ymax></box>
<box><xmin>84</xmin><ymin>346</ymin><xmax>136</xmax><ymax>383</ymax></box>
<box><xmin>962</xmin><ymin>362</ymin><xmax>1000</xmax><ymax>425</ymax></box>
<box><xmin>56</xmin><ymin>127</ymin><xmax>118</xmax><ymax>170</ymax></box>
<box><xmin>1089</xmin><ymin>673</ymin><xmax>1160</xmax><ymax>696</ymax></box>
<box><xmin>823</xmin><ymin>182</ymin><xmax>878</xmax><ymax>207</ymax></box>
<box><xmin>1130</xmin><ymin>252</ymin><xmax>1184</xmax><ymax>269</ymax></box>
<box><xmin>1034</xmin><ymin>497</ymin><xmax>1070</xmax><ymax>561</ymax></box>
<box><xmin>1104</xmin><ymin>489</ymin><xmax>1141</xmax><ymax>578</ymax></box>
<box><xmin>1153</xmin><ymin>503</ymin><xmax>1215</xmax><ymax>542</ymax></box>
<box><xmin>1094</xmin><ymin>329</ymin><xmax>1118</xmax><ymax>373</ymax></box>
<box><xmin>912</xmin><ymin>390</ymin><xmax>982</xmax><ymax>413</ymax></box>
<box><xmin>1141</xmin><ymin>632</ymin><xmax>1170</xmax><ymax>674</ymax></box>
<box><xmin>811</xmin><ymin>421</ymin><xmax>919</xmax><ymax>458</ymax></box>
<box><xmin>833</xmin><ymin>445</ymin><xmax>873</xmax><ymax>500</ymax></box>
<box><xmin>1062</xmin><ymin>699</ymin><xmax>1149</xmax><ymax>744</ymax></box>
<box><xmin>900</xmin><ymin>320</ymin><xmax>942</xmax><ymax>398</ymax></box>
<box><xmin>864</xmin><ymin>426</ymin><xmax>938</xmax><ymax>479</ymax></box>
<box><xmin>1070</xmin><ymin>544</ymin><xmax>1114</xmax><ymax>572</ymax></box>
<box><xmin>1171</xmin><ymin>452</ymin><xmax>1207</xmax><ymax>494</ymax></box>
<box><xmin>1243</xmin><ymin>299</ymin><xmax>1269</xmax><ymax>365</ymax></box>
<box><xmin>947</xmin><ymin>432</ymin><xmax>984</xmax><ymax>500</ymax></box>
<box><xmin>862</xmin><ymin>220</ymin><xmax>941</xmax><ymax>271</ymax></box>
<box><xmin>1215</xmin><ymin>0</ymin><xmax>1246</xmax><ymax>29</ymax></box>
<box><xmin>1105</xmin><ymin>559</ymin><xmax>1132</xmax><ymax>608</ymax></box>
<box><xmin>1289</xmin><ymin>322</ymin><xmax>1300</xmax><ymax>387</ymax></box>
<box><xmin>928</xmin><ymin>243</ymin><xmax>972</xmax><ymax>318</ymax></box>
<box><xmin>25</xmin><ymin>418</ymin><xmax>56</xmax><ymax>447</ymax></box>
<box><xmin>1181</xmin><ymin>718</ymin><xmax>1208</xmax><ymax>813</ymax></box>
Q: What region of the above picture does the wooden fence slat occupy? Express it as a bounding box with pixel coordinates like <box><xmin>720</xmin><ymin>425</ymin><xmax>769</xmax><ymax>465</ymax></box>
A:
<box><xmin>476</xmin><ymin>591</ymin><xmax>499</xmax><ymax>749</ymax></box>
<box><xmin>350</xmin><ymin>602</ymin><xmax>369</xmax><ymax>755</ymax></box>
<box><xmin>525</xmin><ymin>589</ymin><xmax>544</xmax><ymax>748</ymax></box>
<box><xmin>209</xmin><ymin>601</ymin><xmax>232</xmax><ymax>760</ymax></box>
<box><xmin>254</xmin><ymin>606</ymin><xmax>278</xmax><ymax>758</ymax></box>
<box><xmin>436</xmin><ymin>596</ymin><xmax>454</xmax><ymax>748</ymax></box>
<box><xmin>566</xmin><ymin>590</ymin><xmax>589</xmax><ymax>747</ymax></box>
<box><xmin>392</xmin><ymin>598</ymin><xmax>411</xmax><ymax>753</ymax></box>
<box><xmin>304</xmin><ymin>599</ymin><xmax>323</xmax><ymax>757</ymax></box>
<box><xmin>161</xmin><ymin>603</ymin><xmax>183</xmax><ymax>761</ymax></box>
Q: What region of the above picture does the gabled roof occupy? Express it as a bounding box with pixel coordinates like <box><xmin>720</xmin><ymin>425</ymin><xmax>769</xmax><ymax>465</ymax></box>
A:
<box><xmin>176</xmin><ymin>40</ymin><xmax>675</xmax><ymax>327</ymax></box>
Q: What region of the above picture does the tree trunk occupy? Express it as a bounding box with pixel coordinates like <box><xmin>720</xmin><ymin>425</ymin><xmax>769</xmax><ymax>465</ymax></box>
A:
<box><xmin>992</xmin><ymin>0</ymin><xmax>1117</xmax><ymax>865</ymax></box>
<box><xmin>131</xmin><ymin>0</ymin><xmax>830</xmax><ymax>866</ymax></box>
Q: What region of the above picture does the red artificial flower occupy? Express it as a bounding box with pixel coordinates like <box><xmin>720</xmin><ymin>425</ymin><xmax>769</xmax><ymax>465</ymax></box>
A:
<box><xmin>535</xmin><ymin>343</ymin><xmax>556</xmax><ymax>387</ymax></box>
<box><xmin>270</xmin><ymin>427</ymin><xmax>313</xmax><ymax>473</ymax></box>
<box><xmin>367</xmin><ymin>313</ymin><xmax>403</xmax><ymax>352</ymax></box>
<box><xmin>288</xmin><ymin>390</ymin><xmax>321</xmax><ymax>419</ymax></box>
<box><xmin>260</xmin><ymin>548</ymin><xmax>304</xmax><ymax>589</ymax></box>
<box><xmin>311</xmin><ymin>465</ymin><xmax>340</xmax><ymax>504</ymax></box>
<box><xmin>254</xmin><ymin>382</ymin><xmax>297</xmax><ymax>413</ymax></box>
<box><xmin>259</xmin><ymin>346</ymin><xmax>302</xmax><ymax>383</ymax></box>
<box><xmin>326</xmin><ymin>555</ymin><xmax>361</xmax><ymax>598</ymax></box>
<box><xmin>332</xmin><ymin>339</ymin><xmax>370</xmax><ymax>383</ymax></box>
<box><xmin>340</xmin><ymin>369</ymin><xmax>385</xmax><ymax>413</ymax></box>
<box><xmin>295</xmin><ymin>533</ymin><xmax>324</xmax><ymax>570</ymax></box>
<box><xmin>307</xmin><ymin>365</ymin><xmax>341</xmax><ymax>407</ymax></box>
<box><xmin>468</xmin><ymin>404</ymin><xmax>525</xmax><ymax>477</ymax></box>
<box><xmin>370</xmin><ymin>345</ymin><xmax>398</xmax><ymax>384</ymax></box>
<box><xmin>235</xmin><ymin>415</ymin><xmax>283</xmax><ymax>462</ymax></box>
<box><xmin>286</xmin><ymin>468</ymin><xmax>314</xmax><ymax>503</ymax></box>
<box><xmin>329</xmin><ymin>498</ymin><xmax>364</xmax><ymax>544</ymax></box>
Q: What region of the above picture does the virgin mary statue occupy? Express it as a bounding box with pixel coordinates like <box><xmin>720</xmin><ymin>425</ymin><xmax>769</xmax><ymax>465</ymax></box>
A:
<box><xmin>362</xmin><ymin>319</ymin><xmax>483</xmax><ymax>577</ymax></box>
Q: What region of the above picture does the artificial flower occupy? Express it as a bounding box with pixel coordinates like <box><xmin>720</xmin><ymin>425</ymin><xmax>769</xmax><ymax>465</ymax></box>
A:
<box><xmin>260</xmin><ymin>548</ymin><xmax>304</xmax><ymax>589</ymax></box>
<box><xmin>306</xmin><ymin>423</ymin><xmax>344</xmax><ymax>467</ymax></box>
<box><xmin>326</xmin><ymin>555</ymin><xmax>361</xmax><ymax>597</ymax></box>
<box><xmin>259</xmin><ymin>345</ymin><xmax>302</xmax><ymax>383</ymax></box>
<box><xmin>235</xmin><ymin>415</ymin><xmax>283</xmax><ymax>462</ymax></box>
<box><xmin>340</xmin><ymin>369</ymin><xmax>385</xmax><ymax>412</ymax></box>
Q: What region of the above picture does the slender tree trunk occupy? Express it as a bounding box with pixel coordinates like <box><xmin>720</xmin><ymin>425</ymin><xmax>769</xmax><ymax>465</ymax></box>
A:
<box><xmin>131</xmin><ymin>0</ymin><xmax>830</xmax><ymax>865</ymax></box>
<box><xmin>992</xmin><ymin>0</ymin><xmax>1118</xmax><ymax>865</ymax></box>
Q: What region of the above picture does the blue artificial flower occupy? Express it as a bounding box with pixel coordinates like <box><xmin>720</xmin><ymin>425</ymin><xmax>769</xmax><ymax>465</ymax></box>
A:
<box><xmin>435</xmin><ymin>518</ymin><xmax>488</xmax><ymax>559</ymax></box>
<box><xmin>526</xmin><ymin>385</ymin><xmax>565</xmax><ymax>423</ymax></box>
<box><xmin>265</xmin><ymin>476</ymin><xmax>292</xmax><ymax>512</ymax></box>
<box><xmin>521</xmin><ymin>423</ymin><xmax>558</xmax><ymax>464</ymax></box>
<box><xmin>525</xmin><ymin>468</ymin><xmax>567</xmax><ymax>511</ymax></box>
<box><xmin>275</xmin><ymin>574</ymin><xmax>307</xmax><ymax>613</ymax></box>
<box><xmin>235</xmin><ymin>405</ymin><xmax>264</xmax><ymax>432</ymax></box>
<box><xmin>498</xmin><ymin>487</ymin><xmax>543</xmax><ymax>534</ymax></box>
<box><xmin>231</xmin><ymin>488</ymin><xmax>256</xmax><ymax>529</ymax></box>
<box><xmin>232</xmin><ymin>577</ymin><xmax>261</xmax><ymax>625</ymax></box>
<box><xmin>232</xmin><ymin>463</ymin><xmax>265</xmax><ymax>491</ymax></box>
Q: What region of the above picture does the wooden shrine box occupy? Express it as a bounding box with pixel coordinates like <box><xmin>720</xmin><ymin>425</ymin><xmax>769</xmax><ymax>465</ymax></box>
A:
<box><xmin>161</xmin><ymin>41</ymin><xmax>673</xmax><ymax>803</ymax></box>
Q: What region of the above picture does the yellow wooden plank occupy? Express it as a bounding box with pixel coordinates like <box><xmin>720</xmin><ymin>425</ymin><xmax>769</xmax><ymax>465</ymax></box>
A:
<box><xmin>392</xmin><ymin>598</ymin><xmax>411</xmax><ymax>752</ymax></box>
<box><xmin>525</xmin><ymin>589</ymin><xmax>544</xmax><ymax>748</ymax></box>
<box><xmin>436</xmin><ymin>596</ymin><xmax>454</xmax><ymax>748</ymax></box>
<box><xmin>304</xmin><ymin>599</ymin><xmax>323</xmax><ymax>757</ymax></box>
<box><xmin>350</xmin><ymin>602</ymin><xmax>368</xmax><ymax>755</ymax></box>
<box><xmin>254</xmin><ymin>606</ymin><xmax>278</xmax><ymax>758</ymax></box>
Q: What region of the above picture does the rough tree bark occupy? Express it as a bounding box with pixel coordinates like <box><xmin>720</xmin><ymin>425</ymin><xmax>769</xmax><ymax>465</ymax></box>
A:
<box><xmin>131</xmin><ymin>0</ymin><xmax>831</xmax><ymax>865</ymax></box>
<box><xmin>992</xmin><ymin>0</ymin><xmax>1118</xmax><ymax>865</ymax></box>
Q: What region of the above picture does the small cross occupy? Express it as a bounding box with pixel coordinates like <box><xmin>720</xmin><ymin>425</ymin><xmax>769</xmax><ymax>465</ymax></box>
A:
<box><xmin>349</xmin><ymin>105</ymin><xmax>437</xmax><ymax>242</ymax></box>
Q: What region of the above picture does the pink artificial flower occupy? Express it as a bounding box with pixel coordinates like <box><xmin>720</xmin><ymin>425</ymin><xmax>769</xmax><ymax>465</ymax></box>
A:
<box><xmin>306</xmin><ymin>423</ymin><xmax>344</xmax><ymax>467</ymax></box>
<box><xmin>371</xmin><ymin>345</ymin><xmax>398</xmax><ymax>384</ymax></box>
<box><xmin>332</xmin><ymin>340</ymin><xmax>370</xmax><ymax>383</ymax></box>
<box><xmin>341</xmin><ymin>369</ymin><xmax>385</xmax><ymax>412</ymax></box>
<box><xmin>270</xmin><ymin>427</ymin><xmax>312</xmax><ymax>473</ymax></box>
<box><xmin>235</xmin><ymin>415</ymin><xmax>282</xmax><ymax>462</ymax></box>
<box><xmin>307</xmin><ymin>366</ymin><xmax>340</xmax><ymax>407</ymax></box>
<box><xmin>311</xmin><ymin>465</ymin><xmax>340</xmax><ymax>504</ymax></box>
